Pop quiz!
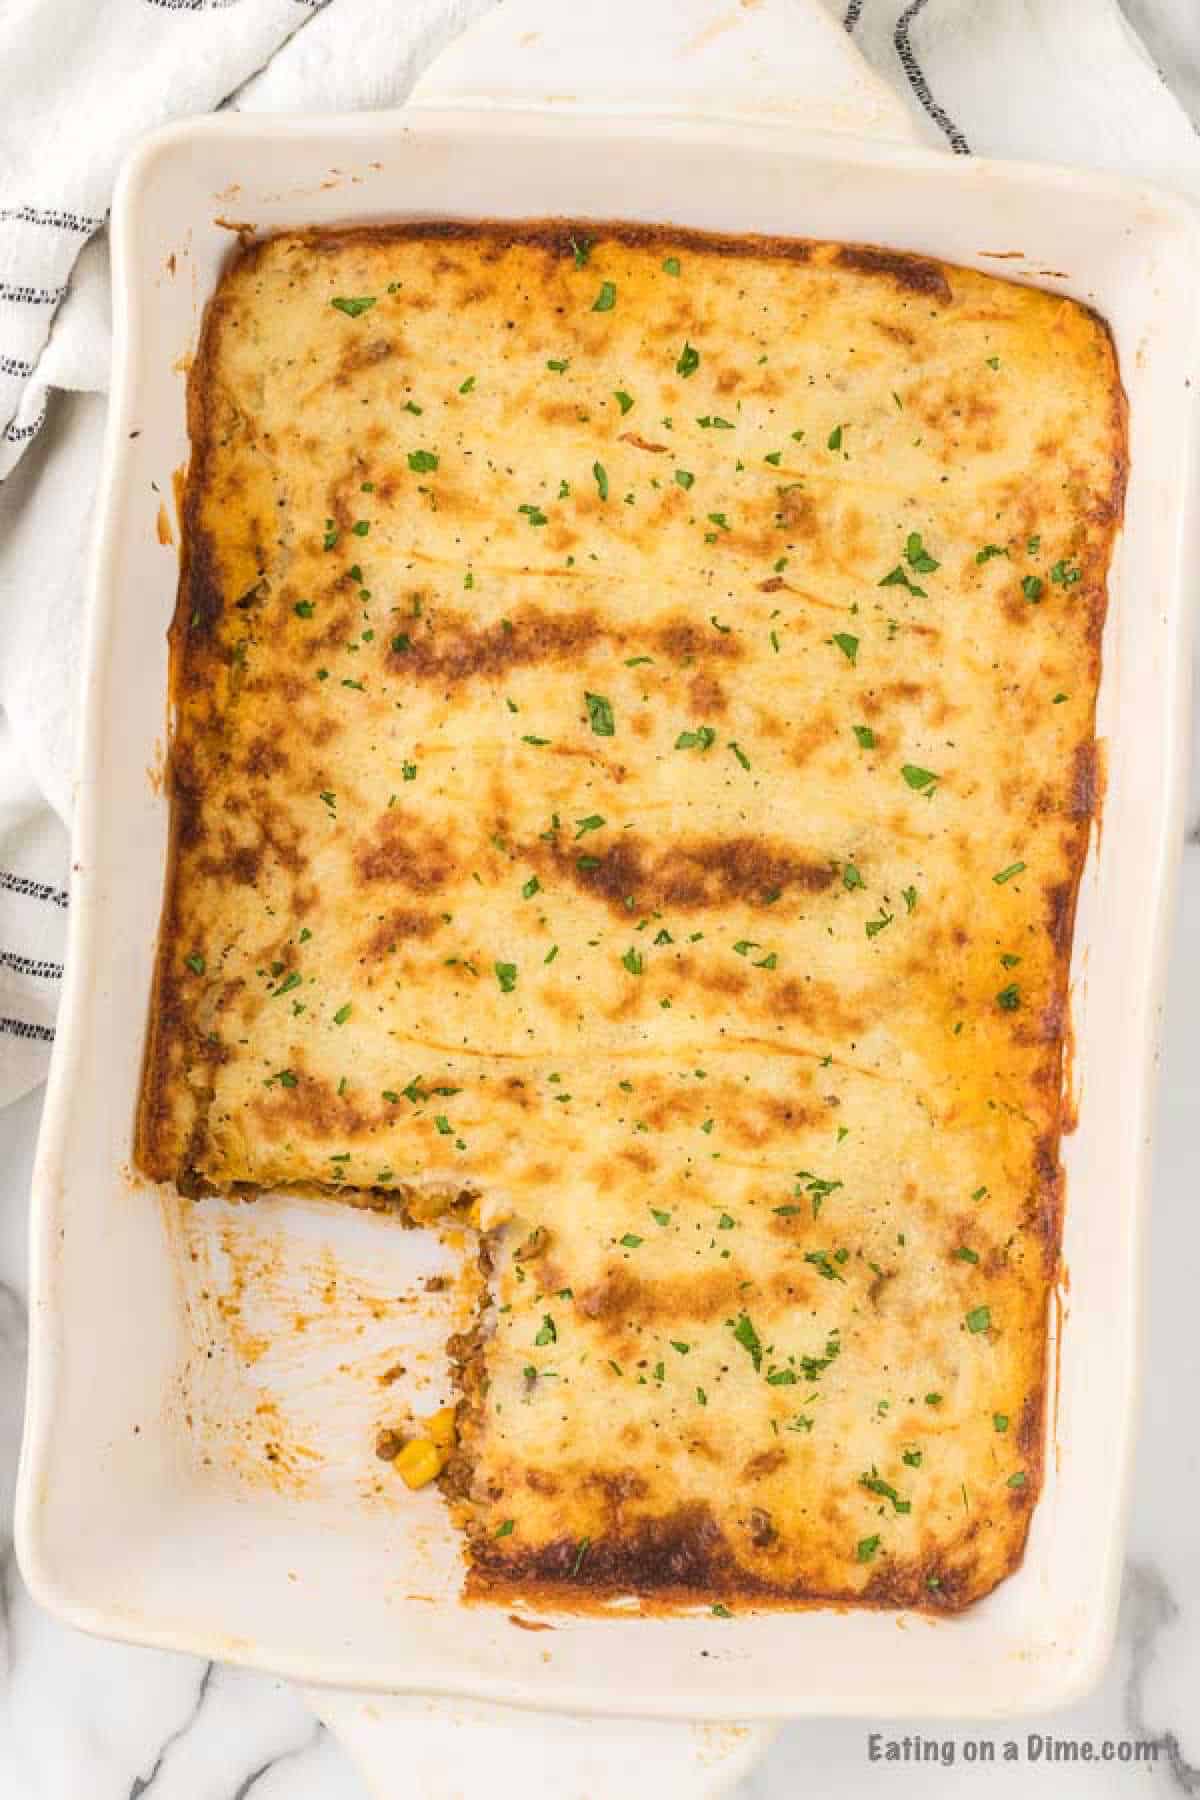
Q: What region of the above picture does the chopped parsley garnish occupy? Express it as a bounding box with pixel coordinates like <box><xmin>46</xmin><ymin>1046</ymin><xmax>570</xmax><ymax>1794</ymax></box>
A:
<box><xmin>522</xmin><ymin>875</ymin><xmax>541</xmax><ymax>899</ymax></box>
<box><xmin>333</xmin><ymin>1003</ymin><xmax>351</xmax><ymax>1025</ymax></box>
<box><xmin>764</xmin><ymin>450</ymin><xmax>782</xmax><ymax>466</ymax></box>
<box><xmin>902</xmin><ymin>886</ymin><xmax>918</xmax><ymax>913</ymax></box>
<box><xmin>593</xmin><ymin>462</ymin><xmax>609</xmax><ymax>501</ymax></box>
<box><xmin>954</xmin><ymin>1246</ymin><xmax>979</xmax><ymax>1264</ymax></box>
<box><xmin>992</xmin><ymin>861</ymin><xmax>1025</xmax><ymax>884</ymax></box>
<box><xmin>879</xmin><ymin>565</ymin><xmax>925</xmax><ymax>597</ymax></box>
<box><xmin>696</xmin><ymin>415</ymin><xmax>734</xmax><ymax>430</ymax></box>
<box><xmin>621</xmin><ymin>947</ymin><xmax>644</xmax><ymax>976</ymax></box>
<box><xmin>905</xmin><ymin>531</ymin><xmax>939</xmax><ymax>574</ymax></box>
<box><xmin>729</xmin><ymin>741</ymin><xmax>750</xmax><ymax>771</ymax></box>
<box><xmin>408</xmin><ymin>450</ymin><xmax>438</xmax><ymax>473</ymax></box>
<box><xmin>571</xmin><ymin>236</ymin><xmax>592</xmax><ymax>268</ymax></box>
<box><xmin>729</xmin><ymin>1312</ymin><xmax>763</xmax><ymax>1371</ymax></box>
<box><xmin>620</xmin><ymin>1233</ymin><xmax>643</xmax><ymax>1248</ymax></box>
<box><xmin>391</xmin><ymin>633</ymin><xmax>411</xmax><ymax>654</ymax></box>
<box><xmin>996</xmin><ymin>983</ymin><xmax>1020</xmax><ymax>1010</ymax></box>
<box><xmin>674</xmin><ymin>469</ymin><xmax>695</xmax><ymax>490</ymax></box>
<box><xmin>184</xmin><ymin>952</ymin><xmax>205</xmax><ymax>975</ymax></box>
<box><xmin>294</xmin><ymin>601</ymin><xmax>314</xmax><ymax>619</ymax></box>
<box><xmin>1022</xmin><ymin>574</ymin><xmax>1044</xmax><ymax>603</ymax></box>
<box><xmin>976</xmin><ymin>543</ymin><xmax>1008</xmax><ymax>564</ymax></box>
<box><xmin>495</xmin><ymin>1519</ymin><xmax>514</xmax><ymax>1537</ymax></box>
<box><xmin>860</xmin><ymin>1470</ymin><xmax>911</xmax><ymax>1514</ymax></box>
<box><xmin>264</xmin><ymin>1068</ymin><xmax>297</xmax><ymax>1088</ymax></box>
<box><xmin>350</xmin><ymin>519</ymin><xmax>369</xmax><ymax>537</ymax></box>
<box><xmin>795</xmin><ymin>1171</ymin><xmax>844</xmax><ymax>1219</ymax></box>
<box><xmin>856</xmin><ymin>1535</ymin><xmax>881</xmax><ymax>1563</ymax></box>
<box><xmin>804</xmin><ymin>1249</ymin><xmax>845</xmax><ymax>1283</ymax></box>
<box><xmin>459</xmin><ymin>375</ymin><xmax>476</xmax><ymax>393</ymax></box>
<box><xmin>546</xmin><ymin>358</ymin><xmax>569</xmax><ymax>374</ymax></box>
<box><xmin>575</xmin><ymin>814</ymin><xmax>605</xmax><ymax>837</ymax></box>
<box><xmin>843</xmin><ymin>863</ymin><xmax>864</xmax><ymax>891</ymax></box>
<box><xmin>832</xmin><ymin>632</ymin><xmax>858</xmax><ymax>665</ymax></box>
<box><xmin>273</xmin><ymin>972</ymin><xmax>302</xmax><ymax>998</ymax></box>
<box><xmin>330</xmin><ymin>295</ymin><xmax>375</xmax><ymax>318</ymax></box>
<box><xmin>534</xmin><ymin>1315</ymin><xmax>557</xmax><ymax>1346</ymax></box>
<box><xmin>901</xmin><ymin>764</ymin><xmax>937</xmax><ymax>791</ymax></box>
<box><xmin>614</xmin><ymin>390</ymin><xmax>634</xmax><ymax>414</ymax></box>
<box><xmin>434</xmin><ymin>1115</ymin><xmax>452</xmax><ymax>1135</ymax></box>
<box><xmin>1051</xmin><ymin>558</ymin><xmax>1082</xmax><ymax>586</ymax></box>
<box><xmin>852</xmin><ymin>725</ymin><xmax>875</xmax><ymax>749</ymax></box>
<box><xmin>965</xmin><ymin>1305</ymin><xmax>992</xmax><ymax>1333</ymax></box>
<box><xmin>676</xmin><ymin>726</ymin><xmax>716</xmax><ymax>751</ymax></box>
<box><xmin>994</xmin><ymin>1412</ymin><xmax>1009</xmax><ymax>1433</ymax></box>
<box><xmin>592</xmin><ymin>281</ymin><xmax>616</xmax><ymax>312</ymax></box>
<box><xmin>1007</xmin><ymin>1471</ymin><xmax>1027</xmax><ymax>1488</ymax></box>
<box><xmin>662</xmin><ymin>256</ymin><xmax>681</xmax><ymax>276</ymax></box>
<box><xmin>495</xmin><ymin>961</ymin><xmax>518</xmax><ymax>993</ymax></box>
<box><xmin>676</xmin><ymin>341</ymin><xmax>700</xmax><ymax>379</ymax></box>
<box><xmin>711</xmin><ymin>1603</ymin><xmax>732</xmax><ymax>1618</ymax></box>
<box><xmin>827</xmin><ymin>424</ymin><xmax>844</xmax><ymax>451</ymax></box>
<box><xmin>518</xmin><ymin>503</ymin><xmax>548</xmax><ymax>527</ymax></box>
<box><xmin>865</xmin><ymin>910</ymin><xmax>894</xmax><ymax>938</ymax></box>
<box><xmin>585</xmin><ymin>691</ymin><xmax>615</xmax><ymax>736</ymax></box>
<box><xmin>707</xmin><ymin>511</ymin><xmax>730</xmax><ymax>532</ymax></box>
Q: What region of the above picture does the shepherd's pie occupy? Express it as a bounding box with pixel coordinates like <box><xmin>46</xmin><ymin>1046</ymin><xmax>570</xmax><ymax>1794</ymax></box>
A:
<box><xmin>137</xmin><ymin>221</ymin><xmax>1126</xmax><ymax>1612</ymax></box>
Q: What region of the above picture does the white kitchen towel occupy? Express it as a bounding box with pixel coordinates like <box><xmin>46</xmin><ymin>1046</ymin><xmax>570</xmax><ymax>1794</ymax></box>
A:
<box><xmin>0</xmin><ymin>0</ymin><xmax>1198</xmax><ymax>1106</ymax></box>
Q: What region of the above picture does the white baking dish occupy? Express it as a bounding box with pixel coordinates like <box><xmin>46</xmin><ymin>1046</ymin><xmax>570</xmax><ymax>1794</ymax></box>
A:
<box><xmin>15</xmin><ymin>102</ymin><xmax>1200</xmax><ymax>1729</ymax></box>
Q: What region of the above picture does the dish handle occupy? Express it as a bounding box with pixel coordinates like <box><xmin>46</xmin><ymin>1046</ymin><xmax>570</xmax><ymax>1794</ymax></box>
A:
<box><xmin>302</xmin><ymin>1687</ymin><xmax>777</xmax><ymax>1799</ymax></box>
<box><xmin>408</xmin><ymin>0</ymin><xmax>922</xmax><ymax>147</ymax></box>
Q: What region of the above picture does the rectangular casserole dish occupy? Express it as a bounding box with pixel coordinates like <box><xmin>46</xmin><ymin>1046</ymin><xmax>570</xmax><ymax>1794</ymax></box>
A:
<box><xmin>15</xmin><ymin>107</ymin><xmax>1200</xmax><ymax>1719</ymax></box>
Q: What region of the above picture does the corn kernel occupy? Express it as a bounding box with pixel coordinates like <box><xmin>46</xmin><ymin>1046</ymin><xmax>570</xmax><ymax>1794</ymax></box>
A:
<box><xmin>407</xmin><ymin>1190</ymin><xmax>452</xmax><ymax>1225</ymax></box>
<box><xmin>426</xmin><ymin>1406</ymin><xmax>457</xmax><ymax>1449</ymax></box>
<box><xmin>394</xmin><ymin>1438</ymin><xmax>443</xmax><ymax>1489</ymax></box>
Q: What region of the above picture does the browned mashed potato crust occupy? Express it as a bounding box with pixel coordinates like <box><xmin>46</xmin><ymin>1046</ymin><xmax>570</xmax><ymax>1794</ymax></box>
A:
<box><xmin>137</xmin><ymin>219</ymin><xmax>1126</xmax><ymax>1614</ymax></box>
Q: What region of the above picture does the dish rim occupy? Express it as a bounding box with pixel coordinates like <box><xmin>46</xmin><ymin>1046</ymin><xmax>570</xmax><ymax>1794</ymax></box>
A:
<box><xmin>15</xmin><ymin>102</ymin><xmax>1200</xmax><ymax>1718</ymax></box>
